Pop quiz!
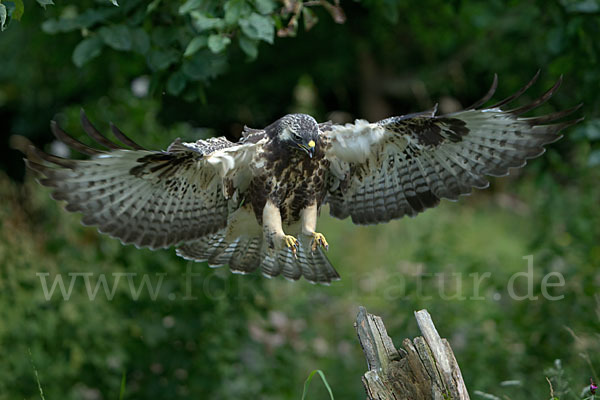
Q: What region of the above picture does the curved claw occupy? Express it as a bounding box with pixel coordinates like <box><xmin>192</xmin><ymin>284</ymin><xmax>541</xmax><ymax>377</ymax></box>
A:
<box><xmin>283</xmin><ymin>235</ymin><xmax>299</xmax><ymax>258</ymax></box>
<box><xmin>311</xmin><ymin>232</ymin><xmax>329</xmax><ymax>252</ymax></box>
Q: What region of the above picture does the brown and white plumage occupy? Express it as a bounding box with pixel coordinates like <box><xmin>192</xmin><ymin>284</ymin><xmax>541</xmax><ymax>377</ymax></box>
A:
<box><xmin>25</xmin><ymin>74</ymin><xmax>581</xmax><ymax>284</ymax></box>
<box><xmin>323</xmin><ymin>73</ymin><xmax>582</xmax><ymax>224</ymax></box>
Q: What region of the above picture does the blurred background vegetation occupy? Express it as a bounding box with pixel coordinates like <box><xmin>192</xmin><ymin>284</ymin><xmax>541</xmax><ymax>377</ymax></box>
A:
<box><xmin>1</xmin><ymin>0</ymin><xmax>599</xmax><ymax>399</ymax></box>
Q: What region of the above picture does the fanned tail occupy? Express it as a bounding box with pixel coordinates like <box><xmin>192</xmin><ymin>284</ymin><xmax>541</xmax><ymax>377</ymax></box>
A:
<box><xmin>176</xmin><ymin>231</ymin><xmax>262</xmax><ymax>275</ymax></box>
<box><xmin>176</xmin><ymin>233</ymin><xmax>340</xmax><ymax>284</ymax></box>
<box><xmin>261</xmin><ymin>236</ymin><xmax>340</xmax><ymax>284</ymax></box>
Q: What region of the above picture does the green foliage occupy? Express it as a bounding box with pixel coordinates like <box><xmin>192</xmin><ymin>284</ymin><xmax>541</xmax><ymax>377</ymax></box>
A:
<box><xmin>4</xmin><ymin>0</ymin><xmax>343</xmax><ymax>100</ymax></box>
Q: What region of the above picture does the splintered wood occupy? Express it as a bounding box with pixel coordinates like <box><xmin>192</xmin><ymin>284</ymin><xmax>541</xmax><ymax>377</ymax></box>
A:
<box><xmin>355</xmin><ymin>307</ymin><xmax>469</xmax><ymax>400</ymax></box>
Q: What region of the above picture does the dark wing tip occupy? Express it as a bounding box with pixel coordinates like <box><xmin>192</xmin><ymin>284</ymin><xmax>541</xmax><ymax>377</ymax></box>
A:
<box><xmin>109</xmin><ymin>121</ymin><xmax>147</xmax><ymax>150</ymax></box>
<box><xmin>487</xmin><ymin>70</ymin><xmax>541</xmax><ymax>109</ymax></box>
<box><xmin>80</xmin><ymin>109</ymin><xmax>122</xmax><ymax>150</ymax></box>
<box><xmin>523</xmin><ymin>103</ymin><xmax>584</xmax><ymax>125</ymax></box>
<box><xmin>506</xmin><ymin>75</ymin><xmax>564</xmax><ymax>116</ymax></box>
<box><xmin>28</xmin><ymin>144</ymin><xmax>76</xmax><ymax>168</ymax></box>
<box><xmin>50</xmin><ymin>120</ymin><xmax>103</xmax><ymax>156</ymax></box>
<box><xmin>466</xmin><ymin>73</ymin><xmax>498</xmax><ymax>110</ymax></box>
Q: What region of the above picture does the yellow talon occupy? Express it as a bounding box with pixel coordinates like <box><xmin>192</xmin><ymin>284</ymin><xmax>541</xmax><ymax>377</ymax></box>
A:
<box><xmin>311</xmin><ymin>232</ymin><xmax>329</xmax><ymax>252</ymax></box>
<box><xmin>283</xmin><ymin>235</ymin><xmax>299</xmax><ymax>257</ymax></box>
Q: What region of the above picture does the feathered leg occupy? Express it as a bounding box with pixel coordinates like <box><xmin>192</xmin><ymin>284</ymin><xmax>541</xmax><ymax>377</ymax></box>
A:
<box><xmin>300</xmin><ymin>202</ymin><xmax>329</xmax><ymax>252</ymax></box>
<box><xmin>262</xmin><ymin>199</ymin><xmax>299</xmax><ymax>256</ymax></box>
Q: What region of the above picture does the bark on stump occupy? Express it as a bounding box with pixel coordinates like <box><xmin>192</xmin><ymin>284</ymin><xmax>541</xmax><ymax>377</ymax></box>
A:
<box><xmin>355</xmin><ymin>306</ymin><xmax>469</xmax><ymax>400</ymax></box>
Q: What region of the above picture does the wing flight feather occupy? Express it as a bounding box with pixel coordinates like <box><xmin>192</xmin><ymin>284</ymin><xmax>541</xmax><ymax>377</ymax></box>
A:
<box><xmin>323</xmin><ymin>74</ymin><xmax>582</xmax><ymax>225</ymax></box>
<box><xmin>26</xmin><ymin>113</ymin><xmax>257</xmax><ymax>249</ymax></box>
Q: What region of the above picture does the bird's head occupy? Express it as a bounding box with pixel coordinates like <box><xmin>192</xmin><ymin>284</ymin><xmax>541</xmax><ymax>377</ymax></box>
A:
<box><xmin>267</xmin><ymin>113</ymin><xmax>319</xmax><ymax>158</ymax></box>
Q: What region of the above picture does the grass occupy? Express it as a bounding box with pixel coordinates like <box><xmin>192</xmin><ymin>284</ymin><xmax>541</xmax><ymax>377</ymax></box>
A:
<box><xmin>302</xmin><ymin>370</ymin><xmax>334</xmax><ymax>400</ymax></box>
<box><xmin>29</xmin><ymin>348</ymin><xmax>46</xmax><ymax>400</ymax></box>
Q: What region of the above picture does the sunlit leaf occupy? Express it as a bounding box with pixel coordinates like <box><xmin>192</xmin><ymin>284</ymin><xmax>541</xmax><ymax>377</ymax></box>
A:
<box><xmin>238</xmin><ymin>13</ymin><xmax>274</xmax><ymax>43</ymax></box>
<box><xmin>190</xmin><ymin>11</ymin><xmax>224</xmax><ymax>32</ymax></box>
<box><xmin>224</xmin><ymin>0</ymin><xmax>251</xmax><ymax>25</ymax></box>
<box><xmin>253</xmin><ymin>0</ymin><xmax>276</xmax><ymax>14</ymax></box>
<box><xmin>208</xmin><ymin>34</ymin><xmax>231</xmax><ymax>53</ymax></box>
<box><xmin>110</xmin><ymin>0</ymin><xmax>119</xmax><ymax>6</ymax></box>
<box><xmin>184</xmin><ymin>35</ymin><xmax>207</xmax><ymax>57</ymax></box>
<box><xmin>179</xmin><ymin>0</ymin><xmax>203</xmax><ymax>15</ymax></box>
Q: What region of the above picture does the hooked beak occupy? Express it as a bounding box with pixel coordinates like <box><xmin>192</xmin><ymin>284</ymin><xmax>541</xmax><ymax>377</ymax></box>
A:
<box><xmin>299</xmin><ymin>140</ymin><xmax>316</xmax><ymax>158</ymax></box>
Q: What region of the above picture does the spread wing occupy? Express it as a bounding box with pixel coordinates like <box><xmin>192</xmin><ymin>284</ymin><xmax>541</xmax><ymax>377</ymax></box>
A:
<box><xmin>25</xmin><ymin>111</ymin><xmax>257</xmax><ymax>249</ymax></box>
<box><xmin>323</xmin><ymin>73</ymin><xmax>583</xmax><ymax>224</ymax></box>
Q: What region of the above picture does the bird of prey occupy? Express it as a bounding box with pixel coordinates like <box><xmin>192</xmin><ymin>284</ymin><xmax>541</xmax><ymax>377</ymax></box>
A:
<box><xmin>25</xmin><ymin>73</ymin><xmax>581</xmax><ymax>284</ymax></box>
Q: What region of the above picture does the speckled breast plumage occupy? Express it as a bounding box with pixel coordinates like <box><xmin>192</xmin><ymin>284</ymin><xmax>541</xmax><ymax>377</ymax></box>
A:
<box><xmin>247</xmin><ymin>138</ymin><xmax>329</xmax><ymax>225</ymax></box>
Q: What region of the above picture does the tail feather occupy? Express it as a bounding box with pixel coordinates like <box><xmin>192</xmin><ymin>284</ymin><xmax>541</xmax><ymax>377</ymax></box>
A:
<box><xmin>260</xmin><ymin>254</ymin><xmax>280</xmax><ymax>278</ymax></box>
<box><xmin>280</xmin><ymin>250</ymin><xmax>302</xmax><ymax>281</ymax></box>
<box><xmin>176</xmin><ymin>233</ymin><xmax>340</xmax><ymax>284</ymax></box>
<box><xmin>229</xmin><ymin>237</ymin><xmax>261</xmax><ymax>274</ymax></box>
<box><xmin>209</xmin><ymin>237</ymin><xmax>239</xmax><ymax>266</ymax></box>
<box><xmin>231</xmin><ymin>238</ymin><xmax>262</xmax><ymax>274</ymax></box>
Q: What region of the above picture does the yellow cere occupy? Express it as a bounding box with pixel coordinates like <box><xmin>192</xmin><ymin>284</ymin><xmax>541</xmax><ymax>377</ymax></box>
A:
<box><xmin>308</xmin><ymin>140</ymin><xmax>315</xmax><ymax>148</ymax></box>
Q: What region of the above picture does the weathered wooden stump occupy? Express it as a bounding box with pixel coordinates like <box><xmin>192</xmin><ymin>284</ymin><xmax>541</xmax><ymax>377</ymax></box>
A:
<box><xmin>355</xmin><ymin>306</ymin><xmax>469</xmax><ymax>400</ymax></box>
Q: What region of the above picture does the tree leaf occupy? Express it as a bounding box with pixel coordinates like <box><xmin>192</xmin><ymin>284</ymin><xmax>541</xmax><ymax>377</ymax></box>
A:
<box><xmin>564</xmin><ymin>0</ymin><xmax>600</xmax><ymax>13</ymax></box>
<box><xmin>178</xmin><ymin>0</ymin><xmax>203</xmax><ymax>15</ymax></box>
<box><xmin>184</xmin><ymin>35</ymin><xmax>207</xmax><ymax>57</ymax></box>
<box><xmin>0</xmin><ymin>4</ymin><xmax>6</xmax><ymax>32</ymax></box>
<box><xmin>147</xmin><ymin>48</ymin><xmax>179</xmax><ymax>71</ymax></box>
<box><xmin>253</xmin><ymin>0</ymin><xmax>276</xmax><ymax>14</ymax></box>
<box><xmin>130</xmin><ymin>28</ymin><xmax>150</xmax><ymax>54</ymax></box>
<box><xmin>182</xmin><ymin>49</ymin><xmax>227</xmax><ymax>81</ymax></box>
<box><xmin>99</xmin><ymin>25</ymin><xmax>132</xmax><ymax>51</ymax></box>
<box><xmin>238</xmin><ymin>13</ymin><xmax>274</xmax><ymax>44</ymax></box>
<box><xmin>36</xmin><ymin>0</ymin><xmax>54</xmax><ymax>9</ymax></box>
<box><xmin>146</xmin><ymin>0</ymin><xmax>161</xmax><ymax>14</ymax></box>
<box><xmin>72</xmin><ymin>36</ymin><xmax>103</xmax><ymax>67</ymax></box>
<box><xmin>190</xmin><ymin>11</ymin><xmax>224</xmax><ymax>32</ymax></box>
<box><xmin>588</xmin><ymin>149</ymin><xmax>600</xmax><ymax>166</ymax></box>
<box><xmin>110</xmin><ymin>0</ymin><xmax>119</xmax><ymax>6</ymax></box>
<box><xmin>208</xmin><ymin>34</ymin><xmax>231</xmax><ymax>53</ymax></box>
<box><xmin>42</xmin><ymin>9</ymin><xmax>114</xmax><ymax>34</ymax></box>
<box><xmin>12</xmin><ymin>0</ymin><xmax>24</xmax><ymax>21</ymax></box>
<box><xmin>224</xmin><ymin>0</ymin><xmax>251</xmax><ymax>25</ymax></box>
<box><xmin>167</xmin><ymin>70</ymin><xmax>187</xmax><ymax>96</ymax></box>
<box><xmin>238</xmin><ymin>35</ymin><xmax>258</xmax><ymax>60</ymax></box>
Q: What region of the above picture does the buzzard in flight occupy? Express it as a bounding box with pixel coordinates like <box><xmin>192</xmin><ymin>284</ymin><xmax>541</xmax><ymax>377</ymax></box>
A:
<box><xmin>25</xmin><ymin>73</ymin><xmax>581</xmax><ymax>284</ymax></box>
